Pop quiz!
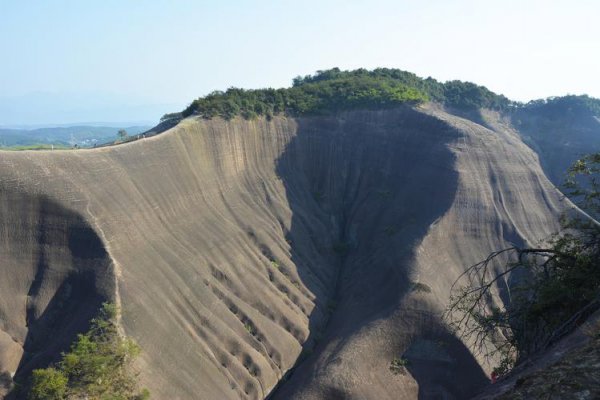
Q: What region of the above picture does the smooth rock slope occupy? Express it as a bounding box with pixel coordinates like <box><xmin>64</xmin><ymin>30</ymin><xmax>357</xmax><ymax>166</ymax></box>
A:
<box><xmin>0</xmin><ymin>105</ymin><xmax>569</xmax><ymax>399</ymax></box>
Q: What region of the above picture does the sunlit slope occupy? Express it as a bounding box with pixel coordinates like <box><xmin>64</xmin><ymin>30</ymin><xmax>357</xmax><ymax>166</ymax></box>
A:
<box><xmin>0</xmin><ymin>106</ymin><xmax>568</xmax><ymax>399</ymax></box>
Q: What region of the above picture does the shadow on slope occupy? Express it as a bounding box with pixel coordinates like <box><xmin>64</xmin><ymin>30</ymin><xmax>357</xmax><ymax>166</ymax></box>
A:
<box><xmin>0</xmin><ymin>193</ymin><xmax>114</xmax><ymax>397</ymax></box>
<box><xmin>272</xmin><ymin>107</ymin><xmax>488</xmax><ymax>399</ymax></box>
<box><xmin>403</xmin><ymin>320</ymin><xmax>490</xmax><ymax>400</ymax></box>
<box><xmin>512</xmin><ymin>105</ymin><xmax>600</xmax><ymax>189</ymax></box>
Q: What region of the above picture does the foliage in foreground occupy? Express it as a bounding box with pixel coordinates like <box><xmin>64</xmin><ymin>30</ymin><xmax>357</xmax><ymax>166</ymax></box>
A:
<box><xmin>28</xmin><ymin>303</ymin><xmax>149</xmax><ymax>400</ymax></box>
<box><xmin>446</xmin><ymin>154</ymin><xmax>600</xmax><ymax>376</ymax></box>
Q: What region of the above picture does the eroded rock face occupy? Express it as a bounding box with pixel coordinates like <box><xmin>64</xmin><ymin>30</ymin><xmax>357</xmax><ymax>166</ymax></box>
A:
<box><xmin>0</xmin><ymin>192</ymin><xmax>113</xmax><ymax>396</ymax></box>
<box><xmin>495</xmin><ymin>338</ymin><xmax>600</xmax><ymax>400</ymax></box>
<box><xmin>0</xmin><ymin>106</ymin><xmax>569</xmax><ymax>399</ymax></box>
<box><xmin>474</xmin><ymin>312</ymin><xmax>600</xmax><ymax>400</ymax></box>
<box><xmin>510</xmin><ymin>106</ymin><xmax>600</xmax><ymax>188</ymax></box>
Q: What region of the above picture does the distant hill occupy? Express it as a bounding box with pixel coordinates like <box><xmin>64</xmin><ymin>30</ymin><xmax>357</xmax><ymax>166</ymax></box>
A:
<box><xmin>0</xmin><ymin>125</ymin><xmax>150</xmax><ymax>148</ymax></box>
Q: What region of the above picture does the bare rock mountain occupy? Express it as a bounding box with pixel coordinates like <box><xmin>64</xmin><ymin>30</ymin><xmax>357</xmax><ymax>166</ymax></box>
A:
<box><xmin>0</xmin><ymin>104</ymin><xmax>579</xmax><ymax>399</ymax></box>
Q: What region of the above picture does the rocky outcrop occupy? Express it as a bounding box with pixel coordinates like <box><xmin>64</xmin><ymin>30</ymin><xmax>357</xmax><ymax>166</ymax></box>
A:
<box><xmin>0</xmin><ymin>105</ymin><xmax>570</xmax><ymax>399</ymax></box>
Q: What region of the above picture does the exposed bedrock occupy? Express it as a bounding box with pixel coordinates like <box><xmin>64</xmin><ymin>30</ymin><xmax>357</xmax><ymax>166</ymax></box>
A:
<box><xmin>0</xmin><ymin>191</ymin><xmax>114</xmax><ymax>396</ymax></box>
<box><xmin>510</xmin><ymin>106</ymin><xmax>600</xmax><ymax>188</ymax></box>
<box><xmin>0</xmin><ymin>105</ymin><xmax>568</xmax><ymax>399</ymax></box>
<box><xmin>271</xmin><ymin>107</ymin><xmax>567</xmax><ymax>399</ymax></box>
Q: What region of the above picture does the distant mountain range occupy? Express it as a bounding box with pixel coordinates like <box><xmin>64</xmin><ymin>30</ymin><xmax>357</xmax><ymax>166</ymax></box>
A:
<box><xmin>0</xmin><ymin>125</ymin><xmax>151</xmax><ymax>148</ymax></box>
<box><xmin>0</xmin><ymin>91</ymin><xmax>183</xmax><ymax>127</ymax></box>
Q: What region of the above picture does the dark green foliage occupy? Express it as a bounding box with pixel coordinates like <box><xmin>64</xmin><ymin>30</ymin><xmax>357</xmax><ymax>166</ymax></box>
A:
<box><xmin>159</xmin><ymin>112</ymin><xmax>183</xmax><ymax>122</ymax></box>
<box><xmin>447</xmin><ymin>155</ymin><xmax>600</xmax><ymax>375</ymax></box>
<box><xmin>29</xmin><ymin>369</ymin><xmax>68</xmax><ymax>400</ymax></box>
<box><xmin>27</xmin><ymin>303</ymin><xmax>148</xmax><ymax>400</ymax></box>
<box><xmin>442</xmin><ymin>80</ymin><xmax>510</xmax><ymax>110</ymax></box>
<box><xmin>294</xmin><ymin>68</ymin><xmax>513</xmax><ymax>110</ymax></box>
<box><xmin>566</xmin><ymin>153</ymin><xmax>600</xmax><ymax>221</ymax></box>
<box><xmin>389</xmin><ymin>357</ymin><xmax>409</xmax><ymax>375</ymax></box>
<box><xmin>181</xmin><ymin>68</ymin><xmax>514</xmax><ymax>120</ymax></box>
<box><xmin>522</xmin><ymin>95</ymin><xmax>600</xmax><ymax>118</ymax></box>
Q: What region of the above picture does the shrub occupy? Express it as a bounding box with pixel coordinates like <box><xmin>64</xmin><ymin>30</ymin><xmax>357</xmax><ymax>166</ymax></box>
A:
<box><xmin>27</xmin><ymin>303</ymin><xmax>148</xmax><ymax>400</ymax></box>
<box><xmin>389</xmin><ymin>357</ymin><xmax>410</xmax><ymax>375</ymax></box>
<box><xmin>29</xmin><ymin>369</ymin><xmax>68</xmax><ymax>400</ymax></box>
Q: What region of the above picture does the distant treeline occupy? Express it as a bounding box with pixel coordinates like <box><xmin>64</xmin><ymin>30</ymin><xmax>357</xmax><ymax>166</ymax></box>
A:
<box><xmin>165</xmin><ymin>68</ymin><xmax>600</xmax><ymax>121</ymax></box>
<box><xmin>518</xmin><ymin>94</ymin><xmax>600</xmax><ymax>118</ymax></box>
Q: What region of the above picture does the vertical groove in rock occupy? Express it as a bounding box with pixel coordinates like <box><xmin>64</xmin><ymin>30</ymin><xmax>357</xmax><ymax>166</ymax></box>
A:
<box><xmin>0</xmin><ymin>106</ymin><xmax>570</xmax><ymax>399</ymax></box>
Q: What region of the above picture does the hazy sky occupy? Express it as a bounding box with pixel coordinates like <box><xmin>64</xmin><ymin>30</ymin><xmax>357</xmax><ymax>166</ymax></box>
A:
<box><xmin>1</xmin><ymin>0</ymin><xmax>599</xmax><ymax>125</ymax></box>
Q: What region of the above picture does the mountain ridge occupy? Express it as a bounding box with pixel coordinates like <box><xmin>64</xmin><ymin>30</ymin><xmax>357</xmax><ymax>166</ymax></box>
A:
<box><xmin>0</xmin><ymin>100</ymin><xmax>586</xmax><ymax>398</ymax></box>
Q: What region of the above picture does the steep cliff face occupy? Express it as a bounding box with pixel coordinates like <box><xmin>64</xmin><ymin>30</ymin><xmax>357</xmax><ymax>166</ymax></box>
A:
<box><xmin>273</xmin><ymin>106</ymin><xmax>568</xmax><ymax>399</ymax></box>
<box><xmin>511</xmin><ymin>105</ymin><xmax>600</xmax><ymax>188</ymax></box>
<box><xmin>474</xmin><ymin>311</ymin><xmax>600</xmax><ymax>400</ymax></box>
<box><xmin>0</xmin><ymin>105</ymin><xmax>569</xmax><ymax>399</ymax></box>
<box><xmin>0</xmin><ymin>192</ymin><xmax>114</xmax><ymax>397</ymax></box>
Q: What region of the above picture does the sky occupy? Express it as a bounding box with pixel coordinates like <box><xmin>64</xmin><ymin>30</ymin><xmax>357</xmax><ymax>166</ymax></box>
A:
<box><xmin>1</xmin><ymin>0</ymin><xmax>599</xmax><ymax>125</ymax></box>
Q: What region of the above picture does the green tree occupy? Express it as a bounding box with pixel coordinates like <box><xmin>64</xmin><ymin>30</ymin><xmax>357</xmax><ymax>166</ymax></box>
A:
<box><xmin>117</xmin><ymin>129</ymin><xmax>128</xmax><ymax>140</ymax></box>
<box><xmin>29</xmin><ymin>369</ymin><xmax>68</xmax><ymax>400</ymax></box>
<box><xmin>27</xmin><ymin>303</ymin><xmax>148</xmax><ymax>400</ymax></box>
<box><xmin>159</xmin><ymin>112</ymin><xmax>182</xmax><ymax>123</ymax></box>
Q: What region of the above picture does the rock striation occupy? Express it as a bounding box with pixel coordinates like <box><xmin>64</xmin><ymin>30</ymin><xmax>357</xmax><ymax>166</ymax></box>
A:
<box><xmin>0</xmin><ymin>105</ymin><xmax>571</xmax><ymax>399</ymax></box>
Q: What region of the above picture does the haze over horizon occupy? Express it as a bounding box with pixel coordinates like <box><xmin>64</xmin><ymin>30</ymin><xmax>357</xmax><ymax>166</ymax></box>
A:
<box><xmin>1</xmin><ymin>0</ymin><xmax>599</xmax><ymax>125</ymax></box>
<box><xmin>2</xmin><ymin>2</ymin><xmax>600</xmax><ymax>398</ymax></box>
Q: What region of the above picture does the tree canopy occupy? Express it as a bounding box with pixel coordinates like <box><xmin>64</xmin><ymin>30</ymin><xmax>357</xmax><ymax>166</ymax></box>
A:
<box><xmin>171</xmin><ymin>68</ymin><xmax>600</xmax><ymax>122</ymax></box>
<box><xmin>179</xmin><ymin>68</ymin><xmax>514</xmax><ymax>120</ymax></box>
<box><xmin>520</xmin><ymin>94</ymin><xmax>600</xmax><ymax>119</ymax></box>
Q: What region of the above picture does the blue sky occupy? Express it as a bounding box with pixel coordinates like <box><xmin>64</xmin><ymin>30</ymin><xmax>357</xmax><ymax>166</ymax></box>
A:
<box><xmin>1</xmin><ymin>0</ymin><xmax>599</xmax><ymax>125</ymax></box>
